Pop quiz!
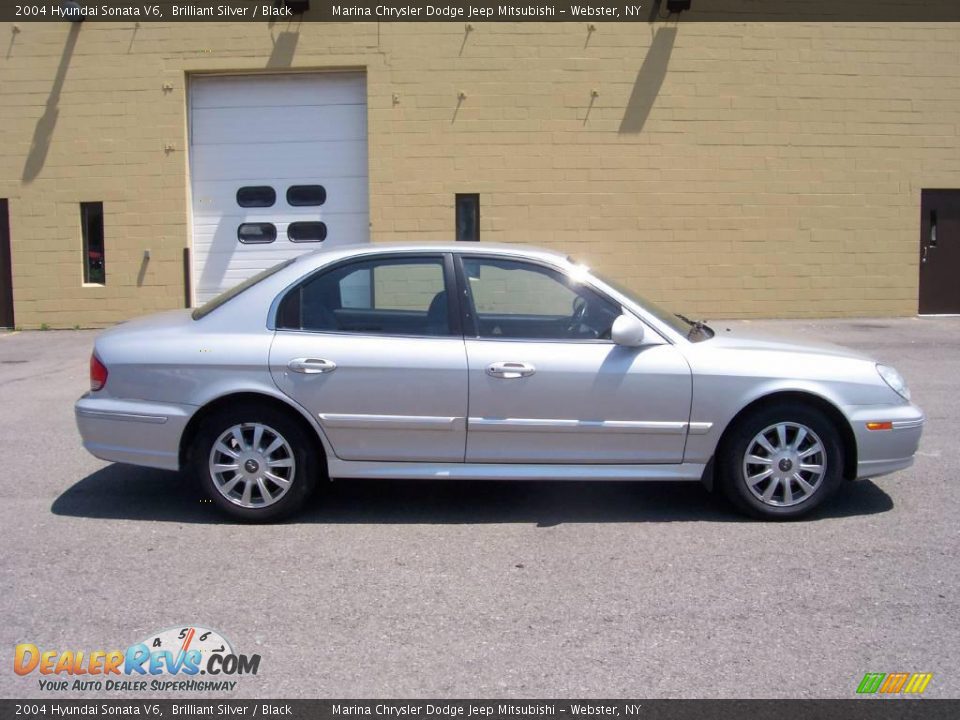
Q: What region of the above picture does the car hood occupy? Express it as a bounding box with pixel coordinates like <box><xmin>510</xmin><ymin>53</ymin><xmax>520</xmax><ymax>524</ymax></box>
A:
<box><xmin>702</xmin><ymin>326</ymin><xmax>874</xmax><ymax>362</ymax></box>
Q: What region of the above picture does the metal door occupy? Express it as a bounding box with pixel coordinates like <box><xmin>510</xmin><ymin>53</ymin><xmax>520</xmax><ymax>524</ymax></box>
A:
<box><xmin>920</xmin><ymin>189</ymin><xmax>960</xmax><ymax>314</ymax></box>
<box><xmin>457</xmin><ymin>254</ymin><xmax>692</xmax><ymax>464</ymax></box>
<box><xmin>189</xmin><ymin>72</ymin><xmax>369</xmax><ymax>304</ymax></box>
<box><xmin>0</xmin><ymin>201</ymin><xmax>13</xmax><ymax>329</ymax></box>
<box><xmin>464</xmin><ymin>339</ymin><xmax>693</xmax><ymax>463</ymax></box>
<box><xmin>269</xmin><ymin>254</ymin><xmax>468</xmax><ymax>463</ymax></box>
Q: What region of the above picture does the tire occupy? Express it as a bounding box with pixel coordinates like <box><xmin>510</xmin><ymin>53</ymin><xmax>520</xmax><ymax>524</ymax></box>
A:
<box><xmin>718</xmin><ymin>403</ymin><xmax>844</xmax><ymax>520</ymax></box>
<box><xmin>191</xmin><ymin>403</ymin><xmax>319</xmax><ymax>522</ymax></box>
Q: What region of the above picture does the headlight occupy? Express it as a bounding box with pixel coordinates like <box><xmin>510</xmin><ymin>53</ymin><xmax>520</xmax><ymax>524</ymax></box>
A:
<box><xmin>877</xmin><ymin>364</ymin><xmax>910</xmax><ymax>401</ymax></box>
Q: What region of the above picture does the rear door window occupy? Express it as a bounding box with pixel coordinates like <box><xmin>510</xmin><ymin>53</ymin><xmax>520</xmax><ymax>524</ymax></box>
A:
<box><xmin>278</xmin><ymin>256</ymin><xmax>453</xmax><ymax>337</ymax></box>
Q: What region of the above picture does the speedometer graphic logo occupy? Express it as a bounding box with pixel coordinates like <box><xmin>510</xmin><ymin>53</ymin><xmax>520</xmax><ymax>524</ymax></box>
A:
<box><xmin>140</xmin><ymin>626</ymin><xmax>234</xmax><ymax>673</ymax></box>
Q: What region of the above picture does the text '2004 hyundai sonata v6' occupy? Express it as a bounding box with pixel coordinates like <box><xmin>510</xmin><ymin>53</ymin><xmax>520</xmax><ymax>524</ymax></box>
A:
<box><xmin>75</xmin><ymin>243</ymin><xmax>924</xmax><ymax>521</ymax></box>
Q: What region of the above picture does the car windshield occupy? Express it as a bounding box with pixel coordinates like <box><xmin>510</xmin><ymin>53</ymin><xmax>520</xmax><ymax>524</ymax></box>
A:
<box><xmin>192</xmin><ymin>258</ymin><xmax>296</xmax><ymax>320</ymax></box>
<box><xmin>586</xmin><ymin>269</ymin><xmax>712</xmax><ymax>340</ymax></box>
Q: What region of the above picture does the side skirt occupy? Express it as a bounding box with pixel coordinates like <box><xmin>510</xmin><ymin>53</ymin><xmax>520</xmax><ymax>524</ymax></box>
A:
<box><xmin>326</xmin><ymin>459</ymin><xmax>706</xmax><ymax>482</ymax></box>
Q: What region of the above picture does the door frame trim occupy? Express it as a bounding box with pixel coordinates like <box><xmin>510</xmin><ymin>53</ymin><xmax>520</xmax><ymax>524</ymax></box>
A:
<box><xmin>0</xmin><ymin>199</ymin><xmax>13</xmax><ymax>329</ymax></box>
<box><xmin>468</xmin><ymin>417</ymin><xmax>690</xmax><ymax>434</ymax></box>
<box><xmin>452</xmin><ymin>252</ymin><xmax>661</xmax><ymax>344</ymax></box>
<box><xmin>268</xmin><ymin>251</ymin><xmax>460</xmax><ymax>336</ymax></box>
<box><xmin>918</xmin><ymin>188</ymin><xmax>960</xmax><ymax>315</ymax></box>
<box><xmin>319</xmin><ymin>413</ymin><xmax>464</xmax><ymax>431</ymax></box>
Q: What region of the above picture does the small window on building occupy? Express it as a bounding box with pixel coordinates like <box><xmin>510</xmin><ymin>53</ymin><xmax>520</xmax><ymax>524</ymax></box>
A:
<box><xmin>81</xmin><ymin>202</ymin><xmax>105</xmax><ymax>285</ymax></box>
<box><xmin>288</xmin><ymin>221</ymin><xmax>327</xmax><ymax>243</ymax></box>
<box><xmin>456</xmin><ymin>193</ymin><xmax>479</xmax><ymax>242</ymax></box>
<box><xmin>237</xmin><ymin>223</ymin><xmax>277</xmax><ymax>244</ymax></box>
<box><xmin>236</xmin><ymin>186</ymin><xmax>276</xmax><ymax>208</ymax></box>
<box><xmin>286</xmin><ymin>185</ymin><xmax>327</xmax><ymax>207</ymax></box>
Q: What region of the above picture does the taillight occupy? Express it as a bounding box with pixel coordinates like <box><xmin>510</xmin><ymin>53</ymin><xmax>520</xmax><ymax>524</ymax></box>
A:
<box><xmin>90</xmin><ymin>352</ymin><xmax>108</xmax><ymax>392</ymax></box>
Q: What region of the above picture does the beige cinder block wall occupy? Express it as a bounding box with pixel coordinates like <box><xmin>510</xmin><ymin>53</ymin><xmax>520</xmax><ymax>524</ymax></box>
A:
<box><xmin>1</xmin><ymin>21</ymin><xmax>958</xmax><ymax>328</ymax></box>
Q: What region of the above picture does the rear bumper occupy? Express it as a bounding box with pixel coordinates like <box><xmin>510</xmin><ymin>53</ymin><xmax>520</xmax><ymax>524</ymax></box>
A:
<box><xmin>846</xmin><ymin>403</ymin><xmax>925</xmax><ymax>480</ymax></box>
<box><xmin>75</xmin><ymin>394</ymin><xmax>193</xmax><ymax>471</ymax></box>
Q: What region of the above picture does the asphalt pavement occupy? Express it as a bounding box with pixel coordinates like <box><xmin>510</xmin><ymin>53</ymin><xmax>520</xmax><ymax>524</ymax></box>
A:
<box><xmin>0</xmin><ymin>317</ymin><xmax>957</xmax><ymax>698</ymax></box>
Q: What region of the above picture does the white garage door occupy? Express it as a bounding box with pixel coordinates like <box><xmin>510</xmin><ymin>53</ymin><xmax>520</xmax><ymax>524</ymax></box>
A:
<box><xmin>189</xmin><ymin>72</ymin><xmax>369</xmax><ymax>304</ymax></box>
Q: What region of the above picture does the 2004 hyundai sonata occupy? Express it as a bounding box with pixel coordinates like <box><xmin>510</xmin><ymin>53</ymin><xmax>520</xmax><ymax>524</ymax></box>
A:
<box><xmin>75</xmin><ymin>243</ymin><xmax>924</xmax><ymax>521</ymax></box>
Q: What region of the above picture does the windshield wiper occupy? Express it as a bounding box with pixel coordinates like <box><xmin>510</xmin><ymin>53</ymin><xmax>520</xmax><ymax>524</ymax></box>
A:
<box><xmin>676</xmin><ymin>313</ymin><xmax>712</xmax><ymax>339</ymax></box>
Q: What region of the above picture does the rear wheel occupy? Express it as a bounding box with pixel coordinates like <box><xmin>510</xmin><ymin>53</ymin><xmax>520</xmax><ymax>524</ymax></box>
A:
<box><xmin>718</xmin><ymin>403</ymin><xmax>844</xmax><ymax>519</ymax></box>
<box><xmin>192</xmin><ymin>404</ymin><xmax>318</xmax><ymax>522</ymax></box>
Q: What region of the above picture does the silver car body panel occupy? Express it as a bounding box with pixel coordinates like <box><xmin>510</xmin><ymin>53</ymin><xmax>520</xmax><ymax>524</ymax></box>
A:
<box><xmin>74</xmin><ymin>307</ymin><xmax>339</xmax><ymax>469</ymax></box>
<box><xmin>75</xmin><ymin>242</ymin><xmax>925</xmax><ymax>484</ymax></box>
<box><xmin>845</xmin><ymin>404</ymin><xmax>924</xmax><ymax>478</ymax></box>
<box><xmin>678</xmin><ymin>329</ymin><xmax>924</xmax><ymax>476</ymax></box>
<box><xmin>463</xmin><ymin>339</ymin><xmax>692</xmax><ymax>463</ymax></box>
<box><xmin>75</xmin><ymin>395</ymin><xmax>192</xmax><ymax>470</ymax></box>
<box><xmin>269</xmin><ymin>331</ymin><xmax>468</xmax><ymax>462</ymax></box>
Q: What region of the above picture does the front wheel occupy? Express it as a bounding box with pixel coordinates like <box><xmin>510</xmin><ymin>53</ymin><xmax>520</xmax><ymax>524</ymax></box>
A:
<box><xmin>718</xmin><ymin>403</ymin><xmax>844</xmax><ymax>520</ymax></box>
<box><xmin>192</xmin><ymin>404</ymin><xmax>318</xmax><ymax>522</ymax></box>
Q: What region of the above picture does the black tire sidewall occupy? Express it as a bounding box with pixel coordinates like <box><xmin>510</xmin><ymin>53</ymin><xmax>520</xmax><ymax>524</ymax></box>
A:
<box><xmin>192</xmin><ymin>404</ymin><xmax>318</xmax><ymax>522</ymax></box>
<box><xmin>719</xmin><ymin>404</ymin><xmax>844</xmax><ymax>520</ymax></box>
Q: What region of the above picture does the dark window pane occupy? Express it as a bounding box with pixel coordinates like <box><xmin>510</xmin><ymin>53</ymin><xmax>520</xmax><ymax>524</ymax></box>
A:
<box><xmin>456</xmin><ymin>193</ymin><xmax>479</xmax><ymax>241</ymax></box>
<box><xmin>81</xmin><ymin>202</ymin><xmax>105</xmax><ymax>284</ymax></box>
<box><xmin>286</xmin><ymin>185</ymin><xmax>326</xmax><ymax>206</ymax></box>
<box><xmin>288</xmin><ymin>221</ymin><xmax>327</xmax><ymax>243</ymax></box>
<box><xmin>237</xmin><ymin>223</ymin><xmax>277</xmax><ymax>244</ymax></box>
<box><xmin>462</xmin><ymin>257</ymin><xmax>619</xmax><ymax>340</ymax></box>
<box><xmin>279</xmin><ymin>257</ymin><xmax>450</xmax><ymax>336</ymax></box>
<box><xmin>236</xmin><ymin>186</ymin><xmax>276</xmax><ymax>208</ymax></box>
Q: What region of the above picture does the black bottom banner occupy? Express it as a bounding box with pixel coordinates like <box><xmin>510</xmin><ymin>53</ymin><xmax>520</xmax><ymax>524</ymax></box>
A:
<box><xmin>2</xmin><ymin>700</ymin><xmax>960</xmax><ymax>720</ymax></box>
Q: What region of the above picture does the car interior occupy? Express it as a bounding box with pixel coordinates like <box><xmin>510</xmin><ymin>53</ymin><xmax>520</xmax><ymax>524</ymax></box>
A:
<box><xmin>277</xmin><ymin>255</ymin><xmax>619</xmax><ymax>340</ymax></box>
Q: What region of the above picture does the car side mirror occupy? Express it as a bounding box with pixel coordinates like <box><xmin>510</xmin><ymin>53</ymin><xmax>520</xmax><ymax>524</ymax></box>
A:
<box><xmin>611</xmin><ymin>313</ymin><xmax>646</xmax><ymax>347</ymax></box>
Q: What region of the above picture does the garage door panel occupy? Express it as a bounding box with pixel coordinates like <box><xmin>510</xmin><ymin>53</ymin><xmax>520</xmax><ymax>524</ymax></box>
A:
<box><xmin>191</xmin><ymin>140</ymin><xmax>367</xmax><ymax>183</ymax></box>
<box><xmin>194</xmin><ymin>212</ymin><xmax>368</xmax><ymax>239</ymax></box>
<box><xmin>191</xmin><ymin>73</ymin><xmax>366</xmax><ymax>109</ymax></box>
<box><xmin>193</xmin><ymin>216</ymin><xmax>360</xmax><ymax>303</ymax></box>
<box><xmin>197</xmin><ymin>249</ymin><xmax>302</xmax><ymax>274</ymax></box>
<box><xmin>195</xmin><ymin>247</ymin><xmax>306</xmax><ymax>304</ymax></box>
<box><xmin>189</xmin><ymin>72</ymin><xmax>369</xmax><ymax>303</ymax></box>
<box><xmin>192</xmin><ymin>105</ymin><xmax>367</xmax><ymax>146</ymax></box>
<box><xmin>192</xmin><ymin>213</ymin><xmax>367</xmax><ymax>298</ymax></box>
<box><xmin>192</xmin><ymin>214</ymin><xmax>369</xmax><ymax>245</ymax></box>
<box><xmin>192</xmin><ymin>178</ymin><xmax>369</xmax><ymax>217</ymax></box>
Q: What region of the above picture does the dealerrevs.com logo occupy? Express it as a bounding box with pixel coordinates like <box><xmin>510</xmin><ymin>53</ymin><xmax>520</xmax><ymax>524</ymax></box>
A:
<box><xmin>14</xmin><ymin>626</ymin><xmax>261</xmax><ymax>693</ymax></box>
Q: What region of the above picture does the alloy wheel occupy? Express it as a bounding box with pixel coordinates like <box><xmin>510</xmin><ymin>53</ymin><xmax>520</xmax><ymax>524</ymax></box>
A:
<box><xmin>208</xmin><ymin>422</ymin><xmax>296</xmax><ymax>508</ymax></box>
<box><xmin>742</xmin><ymin>422</ymin><xmax>826</xmax><ymax>507</ymax></box>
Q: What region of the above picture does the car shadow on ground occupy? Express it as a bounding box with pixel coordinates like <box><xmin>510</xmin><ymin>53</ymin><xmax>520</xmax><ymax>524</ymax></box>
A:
<box><xmin>51</xmin><ymin>464</ymin><xmax>894</xmax><ymax>525</ymax></box>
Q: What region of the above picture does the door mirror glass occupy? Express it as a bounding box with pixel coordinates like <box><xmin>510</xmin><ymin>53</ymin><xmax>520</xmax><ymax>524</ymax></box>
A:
<box><xmin>611</xmin><ymin>313</ymin><xmax>646</xmax><ymax>347</ymax></box>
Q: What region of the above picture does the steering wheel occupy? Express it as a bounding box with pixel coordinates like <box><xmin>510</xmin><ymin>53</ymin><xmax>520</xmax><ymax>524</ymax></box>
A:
<box><xmin>567</xmin><ymin>295</ymin><xmax>598</xmax><ymax>338</ymax></box>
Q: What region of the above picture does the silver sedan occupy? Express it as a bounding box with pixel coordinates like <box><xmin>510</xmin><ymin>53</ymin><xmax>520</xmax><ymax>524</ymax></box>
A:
<box><xmin>75</xmin><ymin>243</ymin><xmax>924</xmax><ymax>521</ymax></box>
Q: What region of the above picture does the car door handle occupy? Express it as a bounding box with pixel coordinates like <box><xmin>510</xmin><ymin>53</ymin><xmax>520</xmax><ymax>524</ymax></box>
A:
<box><xmin>288</xmin><ymin>358</ymin><xmax>337</xmax><ymax>374</ymax></box>
<box><xmin>486</xmin><ymin>361</ymin><xmax>536</xmax><ymax>379</ymax></box>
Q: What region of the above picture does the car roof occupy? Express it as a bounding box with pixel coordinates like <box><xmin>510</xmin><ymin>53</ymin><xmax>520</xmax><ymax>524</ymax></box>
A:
<box><xmin>212</xmin><ymin>240</ymin><xmax>687</xmax><ymax>346</ymax></box>
<box><xmin>297</xmin><ymin>241</ymin><xmax>571</xmax><ymax>265</ymax></box>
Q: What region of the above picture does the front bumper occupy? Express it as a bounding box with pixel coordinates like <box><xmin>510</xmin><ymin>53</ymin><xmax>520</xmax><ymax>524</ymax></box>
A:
<box><xmin>846</xmin><ymin>402</ymin><xmax>925</xmax><ymax>480</ymax></box>
<box><xmin>75</xmin><ymin>394</ymin><xmax>193</xmax><ymax>471</ymax></box>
